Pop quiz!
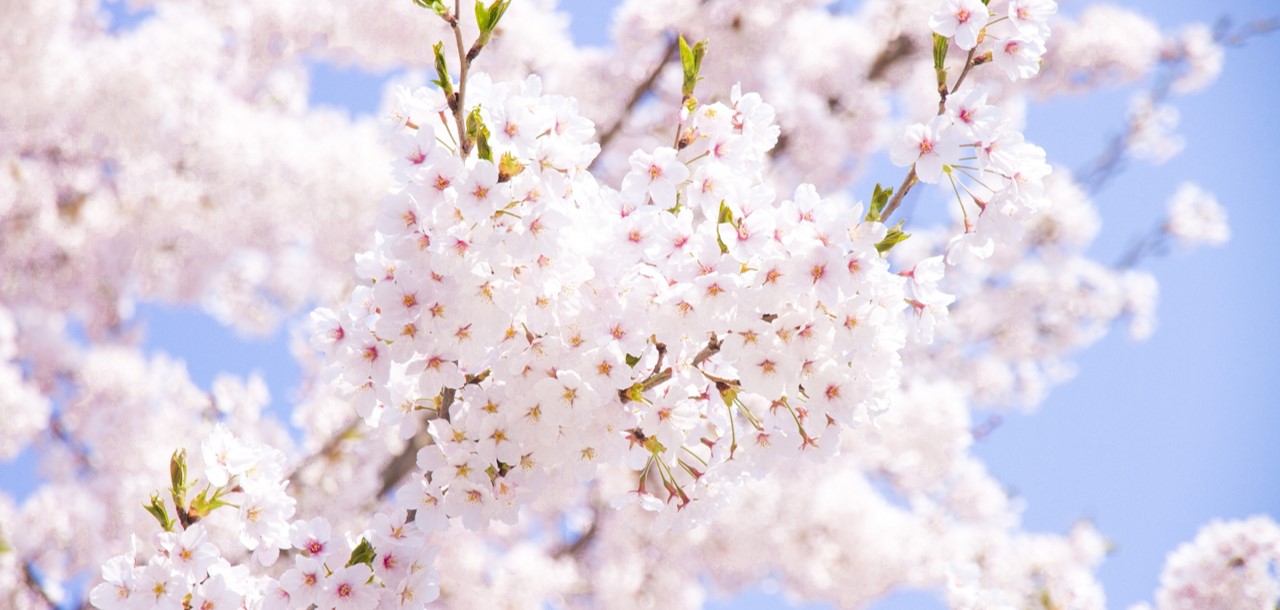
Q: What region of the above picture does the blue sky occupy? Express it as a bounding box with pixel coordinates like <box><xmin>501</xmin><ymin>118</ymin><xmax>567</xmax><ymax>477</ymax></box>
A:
<box><xmin>965</xmin><ymin>0</ymin><xmax>1280</xmax><ymax>606</ymax></box>
<box><xmin>5</xmin><ymin>1</ymin><xmax>1277</xmax><ymax>608</ymax></box>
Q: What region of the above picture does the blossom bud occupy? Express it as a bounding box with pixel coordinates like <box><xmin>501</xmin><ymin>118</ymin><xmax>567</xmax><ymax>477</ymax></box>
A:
<box><xmin>498</xmin><ymin>152</ymin><xmax>524</xmax><ymax>182</ymax></box>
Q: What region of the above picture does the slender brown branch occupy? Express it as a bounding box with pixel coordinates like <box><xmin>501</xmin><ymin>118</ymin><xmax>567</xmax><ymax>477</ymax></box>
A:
<box><xmin>552</xmin><ymin>498</ymin><xmax>603</xmax><ymax>559</ymax></box>
<box><xmin>881</xmin><ymin>166</ymin><xmax>917</xmax><ymax>222</ymax></box>
<box><xmin>700</xmin><ymin>369</ymin><xmax>739</xmax><ymax>387</ymax></box>
<box><xmin>377</xmin><ymin>387</ymin><xmax>454</xmax><ymax>499</ymax></box>
<box><xmin>591</xmin><ymin>38</ymin><xmax>680</xmax><ymax>168</ymax></box>
<box><xmin>448</xmin><ymin>1</ymin><xmax>472</xmax><ymax>156</ymax></box>
<box><xmin>867</xmin><ymin>35</ymin><xmax>916</xmax><ymax>82</ymax></box>
<box><xmin>1078</xmin><ymin>63</ymin><xmax>1176</xmax><ymax>193</ymax></box>
<box><xmin>378</xmin><ymin>427</ymin><xmax>432</xmax><ymax>499</ymax></box>
<box><xmin>618</xmin><ymin>337</ymin><xmax>715</xmax><ymax>403</ymax></box>
<box><xmin>286</xmin><ymin>418</ymin><xmax>361</xmax><ymax>483</ymax></box>
<box><xmin>553</xmin><ymin>513</ymin><xmax>599</xmax><ymax>559</ymax></box>
<box><xmin>770</xmin><ymin>36</ymin><xmax>917</xmax><ymax>165</ymax></box>
<box><xmin>1217</xmin><ymin>15</ymin><xmax>1280</xmax><ymax>47</ymax></box>
<box><xmin>649</xmin><ymin>342</ymin><xmax>667</xmax><ymax>379</ymax></box>
<box><xmin>639</xmin><ymin>368</ymin><xmax>673</xmax><ymax>392</ymax></box>
<box><xmin>690</xmin><ymin>334</ymin><xmax>721</xmax><ymax>368</ymax></box>
<box><xmin>944</xmin><ymin>47</ymin><xmax>980</xmax><ymax>110</ymax></box>
<box><xmin>1080</xmin><ymin>16</ymin><xmax>1279</xmax><ymax>194</ymax></box>
<box><xmin>1114</xmin><ymin>223</ymin><xmax>1168</xmax><ymax>269</ymax></box>
<box><xmin>883</xmin><ymin>48</ymin><xmax>979</xmax><ymax>223</ymax></box>
<box><xmin>49</xmin><ymin>413</ymin><xmax>93</xmax><ymax>473</ymax></box>
<box><xmin>971</xmin><ymin>414</ymin><xmax>1004</xmax><ymax>441</ymax></box>
<box><xmin>465</xmin><ymin>36</ymin><xmax>488</xmax><ymax>64</ymax></box>
<box><xmin>23</xmin><ymin>563</ymin><xmax>58</xmax><ymax>610</ymax></box>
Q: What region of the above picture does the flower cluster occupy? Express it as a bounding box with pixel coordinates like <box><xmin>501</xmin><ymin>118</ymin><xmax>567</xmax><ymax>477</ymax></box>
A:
<box><xmin>313</xmin><ymin>69</ymin><xmax>928</xmax><ymax>527</ymax></box>
<box><xmin>930</xmin><ymin>0</ymin><xmax>1056</xmax><ymax>78</ymax></box>
<box><xmin>90</xmin><ymin>428</ymin><xmax>439</xmax><ymax>610</ymax></box>
<box><xmin>897</xmin><ymin>0</ymin><xmax>1059</xmax><ymax>267</ymax></box>
<box><xmin>0</xmin><ymin>306</ymin><xmax>49</xmax><ymax>460</ymax></box>
<box><xmin>1164</xmin><ymin>181</ymin><xmax>1230</xmax><ymax>249</ymax></box>
<box><xmin>1134</xmin><ymin>516</ymin><xmax>1280</xmax><ymax>610</ymax></box>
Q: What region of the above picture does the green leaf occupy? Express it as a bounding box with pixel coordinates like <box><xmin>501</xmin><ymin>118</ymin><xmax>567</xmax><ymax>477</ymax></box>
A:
<box><xmin>715</xmin><ymin>200</ymin><xmax>734</xmax><ymax>254</ymax></box>
<box><xmin>865</xmin><ymin>183</ymin><xmax>893</xmax><ymax>222</ymax></box>
<box><xmin>346</xmin><ymin>538</ymin><xmax>377</xmax><ymax>568</ymax></box>
<box><xmin>717</xmin><ymin>200</ymin><xmax>734</xmax><ymax>225</ymax></box>
<box><xmin>466</xmin><ymin>106</ymin><xmax>492</xmax><ymax>161</ymax></box>
<box><xmin>875</xmin><ymin>221</ymin><xmax>911</xmax><ymax>255</ymax></box>
<box><xmin>625</xmin><ymin>353</ymin><xmax>641</xmax><ymax>368</ymax></box>
<box><xmin>432</xmin><ymin>42</ymin><xmax>454</xmax><ymax>100</ymax></box>
<box><xmin>473</xmin><ymin>0</ymin><xmax>510</xmax><ymax>48</ymax></box>
<box><xmin>643</xmin><ymin>436</ymin><xmax>667</xmax><ymax>456</ymax></box>
<box><xmin>169</xmin><ymin>449</ymin><xmax>188</xmax><ymax>502</ymax></box>
<box><xmin>623</xmin><ymin>382</ymin><xmax>646</xmax><ymax>403</ymax></box>
<box><xmin>484</xmin><ymin>0</ymin><xmax>511</xmax><ymax>31</ymax></box>
<box><xmin>498</xmin><ymin>151</ymin><xmax>524</xmax><ymax>182</ymax></box>
<box><xmin>719</xmin><ymin>385</ymin><xmax>738</xmax><ymax>408</ymax></box>
<box><xmin>933</xmin><ymin>33</ymin><xmax>949</xmax><ymax>88</ymax></box>
<box><xmin>678</xmin><ymin>35</ymin><xmax>693</xmax><ymax>79</ymax></box>
<box><xmin>932</xmin><ymin>34</ymin><xmax>949</xmax><ymax>71</ymax></box>
<box><xmin>678</xmin><ymin>35</ymin><xmax>708</xmax><ymax>100</ymax></box>
<box><xmin>412</xmin><ymin>0</ymin><xmax>449</xmax><ymax>17</ymax></box>
<box><xmin>188</xmin><ymin>485</ymin><xmax>235</xmax><ymax>519</ymax></box>
<box><xmin>1039</xmin><ymin>589</ymin><xmax>1055</xmax><ymax>610</ymax></box>
<box><xmin>144</xmin><ymin>493</ymin><xmax>174</xmax><ymax>532</ymax></box>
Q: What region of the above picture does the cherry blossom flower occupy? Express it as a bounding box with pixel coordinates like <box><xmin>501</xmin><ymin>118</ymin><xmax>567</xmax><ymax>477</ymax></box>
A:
<box><xmin>132</xmin><ymin>558</ymin><xmax>183</xmax><ymax>610</ymax></box>
<box><xmin>930</xmin><ymin>0</ymin><xmax>991</xmax><ymax>50</ymax></box>
<box><xmin>622</xmin><ymin>147</ymin><xmax>690</xmax><ymax>207</ymax></box>
<box><xmin>1164</xmin><ymin>182</ymin><xmax>1229</xmax><ymax>248</ymax></box>
<box><xmin>1144</xmin><ymin>516</ymin><xmax>1280</xmax><ymax>610</ymax></box>
<box><xmin>89</xmin><ymin>554</ymin><xmax>137</xmax><ymax>610</ymax></box>
<box><xmin>158</xmin><ymin>524</ymin><xmax>218</xmax><ymax>584</ymax></box>
<box><xmin>891</xmin><ymin>116</ymin><xmax>961</xmax><ymax>183</ymax></box>
<box><xmin>1007</xmin><ymin>0</ymin><xmax>1057</xmax><ymax>41</ymax></box>
<box><xmin>993</xmin><ymin>36</ymin><xmax>1048</xmax><ymax>81</ymax></box>
<box><xmin>201</xmin><ymin>425</ymin><xmax>256</xmax><ymax>488</ymax></box>
<box><xmin>278</xmin><ymin>556</ymin><xmax>326</xmax><ymax>609</ymax></box>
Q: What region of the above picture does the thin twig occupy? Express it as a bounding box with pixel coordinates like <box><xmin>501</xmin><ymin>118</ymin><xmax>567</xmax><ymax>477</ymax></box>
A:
<box><xmin>49</xmin><ymin>413</ymin><xmax>93</xmax><ymax>473</ymax></box>
<box><xmin>286</xmin><ymin>418</ymin><xmax>361</xmax><ymax>483</ymax></box>
<box><xmin>1217</xmin><ymin>16</ymin><xmax>1280</xmax><ymax>47</ymax></box>
<box><xmin>377</xmin><ymin>387</ymin><xmax>455</xmax><ymax>499</ymax></box>
<box><xmin>553</xmin><ymin>509</ymin><xmax>600</xmax><ymax>559</ymax></box>
<box><xmin>882</xmin><ymin>49</ymin><xmax>980</xmax><ymax>223</ymax></box>
<box><xmin>945</xmin><ymin>47</ymin><xmax>980</xmax><ymax>109</ymax></box>
<box><xmin>378</xmin><ymin>427</ymin><xmax>432</xmax><ymax>499</ymax></box>
<box><xmin>448</xmin><ymin>0</ymin><xmax>472</xmax><ymax>156</ymax></box>
<box><xmin>639</xmin><ymin>368</ymin><xmax>673</xmax><ymax>392</ymax></box>
<box><xmin>591</xmin><ymin>37</ymin><xmax>680</xmax><ymax>168</ymax></box>
<box><xmin>1114</xmin><ymin>224</ymin><xmax>1168</xmax><ymax>269</ymax></box>
<box><xmin>23</xmin><ymin>563</ymin><xmax>58</xmax><ymax>610</ymax></box>
<box><xmin>690</xmin><ymin>334</ymin><xmax>721</xmax><ymax>367</ymax></box>
<box><xmin>881</xmin><ymin>166</ymin><xmax>917</xmax><ymax>221</ymax></box>
<box><xmin>867</xmin><ymin>35</ymin><xmax>916</xmax><ymax>82</ymax></box>
<box><xmin>1080</xmin><ymin>16</ymin><xmax>1280</xmax><ymax>194</ymax></box>
<box><xmin>971</xmin><ymin>414</ymin><xmax>1003</xmax><ymax>441</ymax></box>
